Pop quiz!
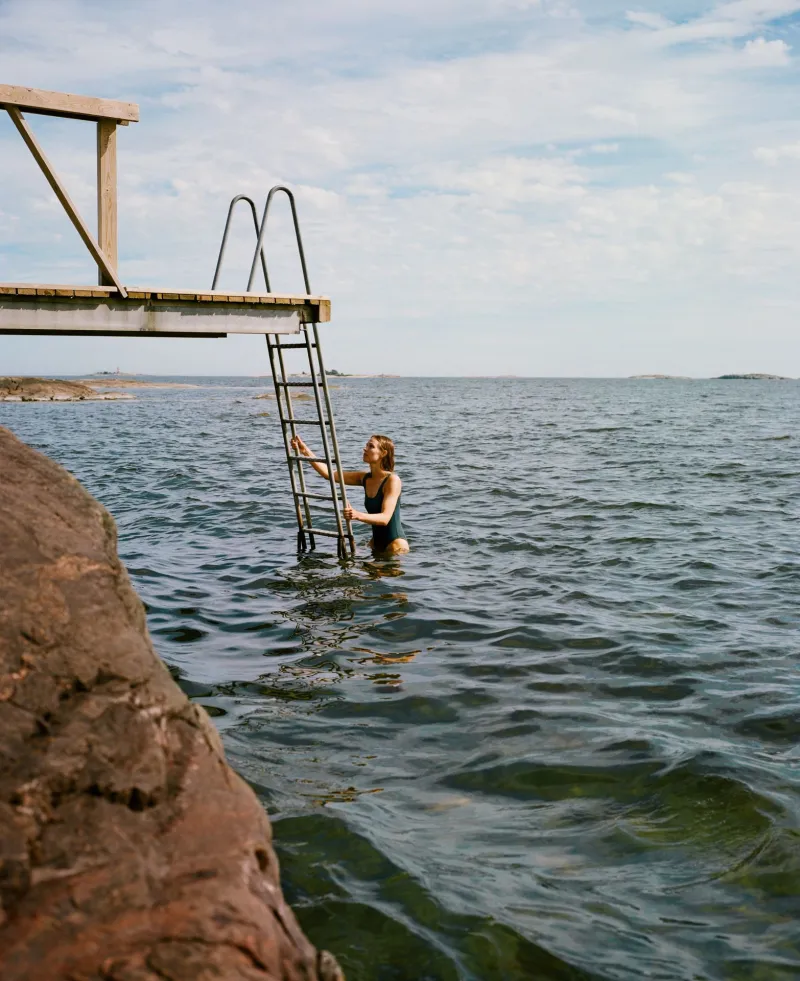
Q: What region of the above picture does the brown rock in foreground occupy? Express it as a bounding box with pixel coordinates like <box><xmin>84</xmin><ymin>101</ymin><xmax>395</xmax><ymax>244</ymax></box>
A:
<box><xmin>0</xmin><ymin>427</ymin><xmax>343</xmax><ymax>981</ymax></box>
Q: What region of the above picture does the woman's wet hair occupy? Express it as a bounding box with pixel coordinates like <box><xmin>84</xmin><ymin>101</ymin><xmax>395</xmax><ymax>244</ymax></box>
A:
<box><xmin>371</xmin><ymin>434</ymin><xmax>395</xmax><ymax>471</ymax></box>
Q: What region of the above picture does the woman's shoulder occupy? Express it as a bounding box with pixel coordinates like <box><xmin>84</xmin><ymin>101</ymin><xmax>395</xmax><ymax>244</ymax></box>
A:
<box><xmin>386</xmin><ymin>471</ymin><xmax>402</xmax><ymax>488</ymax></box>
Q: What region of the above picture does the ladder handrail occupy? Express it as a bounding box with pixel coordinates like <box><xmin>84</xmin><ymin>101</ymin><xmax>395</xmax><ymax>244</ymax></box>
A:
<box><xmin>247</xmin><ymin>185</ymin><xmax>310</xmax><ymax>295</ymax></box>
<box><xmin>211</xmin><ymin>194</ymin><xmax>270</xmax><ymax>291</ymax></box>
<box><xmin>311</xmin><ymin>320</ymin><xmax>353</xmax><ymax>552</ymax></box>
<box><xmin>300</xmin><ymin>325</ymin><xmax>348</xmax><ymax>548</ymax></box>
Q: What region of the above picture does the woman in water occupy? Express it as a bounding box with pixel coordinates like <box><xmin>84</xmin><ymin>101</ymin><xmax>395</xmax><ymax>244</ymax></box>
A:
<box><xmin>291</xmin><ymin>433</ymin><xmax>409</xmax><ymax>554</ymax></box>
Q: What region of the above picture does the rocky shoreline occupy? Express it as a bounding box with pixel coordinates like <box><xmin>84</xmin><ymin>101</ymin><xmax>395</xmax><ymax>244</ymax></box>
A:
<box><xmin>0</xmin><ymin>377</ymin><xmax>205</xmax><ymax>402</ymax></box>
<box><xmin>0</xmin><ymin>427</ymin><xmax>344</xmax><ymax>981</ymax></box>
<box><xmin>0</xmin><ymin>377</ymin><xmax>133</xmax><ymax>402</ymax></box>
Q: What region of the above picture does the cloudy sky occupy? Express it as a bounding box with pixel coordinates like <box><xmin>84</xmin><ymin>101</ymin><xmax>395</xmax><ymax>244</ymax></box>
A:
<box><xmin>2</xmin><ymin>0</ymin><xmax>800</xmax><ymax>376</ymax></box>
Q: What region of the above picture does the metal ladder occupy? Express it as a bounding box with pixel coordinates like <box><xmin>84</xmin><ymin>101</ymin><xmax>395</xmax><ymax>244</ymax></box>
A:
<box><xmin>212</xmin><ymin>186</ymin><xmax>355</xmax><ymax>559</ymax></box>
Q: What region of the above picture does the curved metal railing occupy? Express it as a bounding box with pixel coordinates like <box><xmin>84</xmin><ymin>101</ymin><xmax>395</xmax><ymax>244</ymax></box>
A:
<box><xmin>211</xmin><ymin>186</ymin><xmax>310</xmax><ymax>296</ymax></box>
<box><xmin>211</xmin><ymin>194</ymin><xmax>269</xmax><ymax>291</ymax></box>
<box><xmin>247</xmin><ymin>185</ymin><xmax>310</xmax><ymax>294</ymax></box>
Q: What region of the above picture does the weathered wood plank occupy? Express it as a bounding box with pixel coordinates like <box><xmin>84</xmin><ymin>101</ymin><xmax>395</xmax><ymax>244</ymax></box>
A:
<box><xmin>0</xmin><ymin>84</ymin><xmax>139</xmax><ymax>123</ymax></box>
<box><xmin>6</xmin><ymin>108</ymin><xmax>126</xmax><ymax>296</ymax></box>
<box><xmin>0</xmin><ymin>283</ymin><xmax>119</xmax><ymax>294</ymax></box>
<box><xmin>0</xmin><ymin>283</ymin><xmax>331</xmax><ymax>319</ymax></box>
<box><xmin>96</xmin><ymin>120</ymin><xmax>117</xmax><ymax>285</ymax></box>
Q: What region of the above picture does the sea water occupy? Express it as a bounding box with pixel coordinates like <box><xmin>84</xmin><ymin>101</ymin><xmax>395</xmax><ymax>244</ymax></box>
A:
<box><xmin>2</xmin><ymin>376</ymin><xmax>799</xmax><ymax>981</ymax></box>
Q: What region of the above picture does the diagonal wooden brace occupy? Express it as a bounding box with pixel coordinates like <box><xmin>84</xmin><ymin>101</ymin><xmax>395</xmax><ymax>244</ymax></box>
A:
<box><xmin>5</xmin><ymin>106</ymin><xmax>126</xmax><ymax>297</ymax></box>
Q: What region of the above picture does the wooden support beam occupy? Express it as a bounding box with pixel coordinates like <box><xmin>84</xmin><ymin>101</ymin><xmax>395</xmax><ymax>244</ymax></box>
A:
<box><xmin>97</xmin><ymin>120</ymin><xmax>117</xmax><ymax>286</ymax></box>
<box><xmin>0</xmin><ymin>292</ymin><xmax>309</xmax><ymax>336</ymax></box>
<box><xmin>0</xmin><ymin>84</ymin><xmax>138</xmax><ymax>123</ymax></box>
<box><xmin>6</xmin><ymin>107</ymin><xmax>126</xmax><ymax>297</ymax></box>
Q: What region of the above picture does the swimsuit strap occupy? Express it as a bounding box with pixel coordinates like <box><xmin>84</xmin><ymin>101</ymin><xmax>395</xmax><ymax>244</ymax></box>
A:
<box><xmin>364</xmin><ymin>474</ymin><xmax>392</xmax><ymax>496</ymax></box>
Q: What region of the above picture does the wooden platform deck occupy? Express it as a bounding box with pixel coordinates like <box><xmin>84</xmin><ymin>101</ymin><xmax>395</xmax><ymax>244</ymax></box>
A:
<box><xmin>0</xmin><ymin>284</ymin><xmax>331</xmax><ymax>337</ymax></box>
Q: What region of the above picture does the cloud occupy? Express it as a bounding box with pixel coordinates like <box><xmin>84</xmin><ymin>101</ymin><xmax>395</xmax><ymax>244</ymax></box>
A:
<box><xmin>626</xmin><ymin>11</ymin><xmax>674</xmax><ymax>30</ymax></box>
<box><xmin>586</xmin><ymin>106</ymin><xmax>638</xmax><ymax>126</ymax></box>
<box><xmin>742</xmin><ymin>37</ymin><xmax>791</xmax><ymax>65</ymax></box>
<box><xmin>754</xmin><ymin>141</ymin><xmax>800</xmax><ymax>163</ymax></box>
<box><xmin>635</xmin><ymin>0</ymin><xmax>800</xmax><ymax>45</ymax></box>
<box><xmin>413</xmin><ymin>155</ymin><xmax>589</xmax><ymax>204</ymax></box>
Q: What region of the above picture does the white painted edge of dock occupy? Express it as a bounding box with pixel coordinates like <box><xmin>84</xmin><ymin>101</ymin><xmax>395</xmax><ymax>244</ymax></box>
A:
<box><xmin>0</xmin><ymin>298</ymin><xmax>304</xmax><ymax>336</ymax></box>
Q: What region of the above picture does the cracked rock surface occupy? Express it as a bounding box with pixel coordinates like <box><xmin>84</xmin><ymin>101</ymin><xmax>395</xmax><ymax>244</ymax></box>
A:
<box><xmin>0</xmin><ymin>427</ymin><xmax>344</xmax><ymax>981</ymax></box>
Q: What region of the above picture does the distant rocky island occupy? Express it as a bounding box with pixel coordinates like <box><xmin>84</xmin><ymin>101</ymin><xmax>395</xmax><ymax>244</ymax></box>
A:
<box><xmin>630</xmin><ymin>373</ymin><xmax>793</xmax><ymax>381</ymax></box>
<box><xmin>715</xmin><ymin>373</ymin><xmax>791</xmax><ymax>380</ymax></box>
<box><xmin>0</xmin><ymin>376</ymin><xmax>205</xmax><ymax>402</ymax></box>
<box><xmin>0</xmin><ymin>377</ymin><xmax>133</xmax><ymax>402</ymax></box>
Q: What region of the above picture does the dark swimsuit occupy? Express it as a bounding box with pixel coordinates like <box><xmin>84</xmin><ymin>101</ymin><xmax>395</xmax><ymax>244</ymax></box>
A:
<box><xmin>363</xmin><ymin>474</ymin><xmax>405</xmax><ymax>551</ymax></box>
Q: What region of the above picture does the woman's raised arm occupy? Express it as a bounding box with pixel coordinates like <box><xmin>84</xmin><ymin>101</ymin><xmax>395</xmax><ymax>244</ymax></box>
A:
<box><xmin>291</xmin><ymin>436</ymin><xmax>364</xmax><ymax>485</ymax></box>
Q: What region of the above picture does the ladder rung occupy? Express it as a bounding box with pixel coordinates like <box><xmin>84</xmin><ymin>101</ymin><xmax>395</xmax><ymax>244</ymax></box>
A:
<box><xmin>301</xmin><ymin>527</ymin><xmax>347</xmax><ymax>539</ymax></box>
<box><xmin>273</xmin><ymin>342</ymin><xmax>316</xmax><ymax>349</ymax></box>
<box><xmin>276</xmin><ymin>381</ymin><xmax>316</xmax><ymax>388</ymax></box>
<box><xmin>288</xmin><ymin>453</ymin><xmax>326</xmax><ymax>463</ymax></box>
<box><xmin>295</xmin><ymin>491</ymin><xmax>344</xmax><ymax>501</ymax></box>
<box><xmin>281</xmin><ymin>418</ymin><xmax>330</xmax><ymax>426</ymax></box>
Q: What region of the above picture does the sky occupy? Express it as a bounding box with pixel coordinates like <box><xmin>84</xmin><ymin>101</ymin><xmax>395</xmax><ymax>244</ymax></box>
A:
<box><xmin>2</xmin><ymin>0</ymin><xmax>800</xmax><ymax>376</ymax></box>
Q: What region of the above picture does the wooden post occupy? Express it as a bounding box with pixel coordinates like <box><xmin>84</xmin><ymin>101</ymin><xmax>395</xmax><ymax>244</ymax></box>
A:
<box><xmin>96</xmin><ymin>120</ymin><xmax>117</xmax><ymax>286</ymax></box>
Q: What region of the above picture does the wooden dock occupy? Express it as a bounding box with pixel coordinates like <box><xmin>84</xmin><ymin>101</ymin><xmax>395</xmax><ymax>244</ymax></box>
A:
<box><xmin>0</xmin><ymin>85</ymin><xmax>330</xmax><ymax>337</ymax></box>
<box><xmin>0</xmin><ymin>284</ymin><xmax>331</xmax><ymax>337</ymax></box>
<box><xmin>2</xmin><ymin>83</ymin><xmax>354</xmax><ymax>556</ymax></box>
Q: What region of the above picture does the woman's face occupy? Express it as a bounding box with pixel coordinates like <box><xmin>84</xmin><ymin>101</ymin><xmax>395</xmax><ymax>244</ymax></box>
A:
<box><xmin>362</xmin><ymin>437</ymin><xmax>382</xmax><ymax>464</ymax></box>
